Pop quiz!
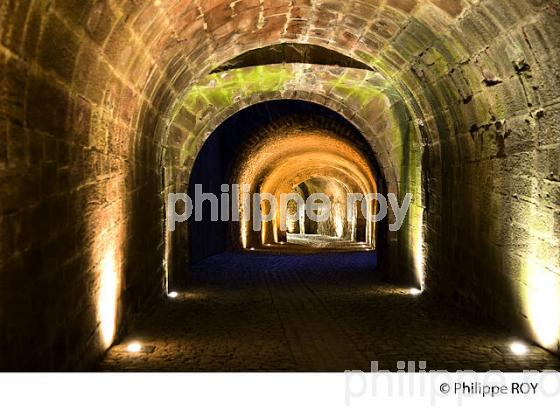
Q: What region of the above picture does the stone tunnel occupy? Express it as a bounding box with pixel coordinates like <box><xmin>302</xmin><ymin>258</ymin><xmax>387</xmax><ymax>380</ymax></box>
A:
<box><xmin>0</xmin><ymin>0</ymin><xmax>559</xmax><ymax>371</ymax></box>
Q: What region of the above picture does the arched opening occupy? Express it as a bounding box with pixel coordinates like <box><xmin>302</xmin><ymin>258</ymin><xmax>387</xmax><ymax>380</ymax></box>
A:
<box><xmin>186</xmin><ymin>100</ymin><xmax>387</xmax><ymax>273</ymax></box>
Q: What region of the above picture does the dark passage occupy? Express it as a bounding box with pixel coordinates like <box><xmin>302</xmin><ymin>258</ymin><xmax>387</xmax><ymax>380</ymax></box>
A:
<box><xmin>101</xmin><ymin>252</ymin><xmax>560</xmax><ymax>372</ymax></box>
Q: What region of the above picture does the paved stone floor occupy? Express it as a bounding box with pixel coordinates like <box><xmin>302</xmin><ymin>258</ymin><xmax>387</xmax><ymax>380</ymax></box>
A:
<box><xmin>100</xmin><ymin>252</ymin><xmax>560</xmax><ymax>372</ymax></box>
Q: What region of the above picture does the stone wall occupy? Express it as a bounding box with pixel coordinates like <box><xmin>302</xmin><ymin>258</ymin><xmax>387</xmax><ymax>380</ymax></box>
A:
<box><xmin>0</xmin><ymin>0</ymin><xmax>166</xmax><ymax>370</ymax></box>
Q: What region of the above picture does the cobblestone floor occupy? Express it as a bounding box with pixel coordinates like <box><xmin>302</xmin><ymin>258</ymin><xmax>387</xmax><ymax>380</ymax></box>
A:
<box><xmin>100</xmin><ymin>252</ymin><xmax>560</xmax><ymax>372</ymax></box>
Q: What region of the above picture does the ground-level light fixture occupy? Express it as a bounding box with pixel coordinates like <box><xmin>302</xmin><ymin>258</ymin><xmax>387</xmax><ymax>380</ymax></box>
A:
<box><xmin>168</xmin><ymin>291</ymin><xmax>178</xmax><ymax>298</ymax></box>
<box><xmin>510</xmin><ymin>341</ymin><xmax>528</xmax><ymax>355</ymax></box>
<box><xmin>409</xmin><ymin>288</ymin><xmax>422</xmax><ymax>296</ymax></box>
<box><xmin>127</xmin><ymin>342</ymin><xmax>142</xmax><ymax>353</ymax></box>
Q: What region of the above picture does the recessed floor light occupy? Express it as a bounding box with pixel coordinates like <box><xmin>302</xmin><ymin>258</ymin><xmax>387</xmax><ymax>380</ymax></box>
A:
<box><xmin>125</xmin><ymin>342</ymin><xmax>156</xmax><ymax>354</ymax></box>
<box><xmin>409</xmin><ymin>288</ymin><xmax>422</xmax><ymax>296</ymax></box>
<box><xmin>168</xmin><ymin>291</ymin><xmax>178</xmax><ymax>298</ymax></box>
<box><xmin>510</xmin><ymin>341</ymin><xmax>528</xmax><ymax>355</ymax></box>
<box><xmin>127</xmin><ymin>342</ymin><xmax>142</xmax><ymax>353</ymax></box>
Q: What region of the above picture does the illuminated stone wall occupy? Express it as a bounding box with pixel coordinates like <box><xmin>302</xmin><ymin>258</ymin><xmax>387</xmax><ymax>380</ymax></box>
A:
<box><xmin>0</xmin><ymin>0</ymin><xmax>559</xmax><ymax>369</ymax></box>
<box><xmin>0</xmin><ymin>0</ymin><xmax>166</xmax><ymax>369</ymax></box>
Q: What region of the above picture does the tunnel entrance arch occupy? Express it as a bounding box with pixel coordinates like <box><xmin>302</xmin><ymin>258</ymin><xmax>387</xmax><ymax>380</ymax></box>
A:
<box><xmin>184</xmin><ymin>100</ymin><xmax>388</xmax><ymax>276</ymax></box>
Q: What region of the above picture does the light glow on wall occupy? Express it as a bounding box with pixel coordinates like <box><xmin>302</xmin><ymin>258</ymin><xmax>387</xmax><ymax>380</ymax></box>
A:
<box><xmin>99</xmin><ymin>248</ymin><xmax>120</xmax><ymax>348</ymax></box>
<box><xmin>240</xmin><ymin>185</ymin><xmax>251</xmax><ymax>249</ymax></box>
<box><xmin>523</xmin><ymin>256</ymin><xmax>560</xmax><ymax>350</ymax></box>
<box><xmin>412</xmin><ymin>203</ymin><xmax>425</xmax><ymax>290</ymax></box>
<box><xmin>520</xmin><ymin>202</ymin><xmax>560</xmax><ymax>351</ymax></box>
<box><xmin>415</xmin><ymin>230</ymin><xmax>425</xmax><ymax>289</ymax></box>
<box><xmin>335</xmin><ymin>215</ymin><xmax>345</xmax><ymax>238</ymax></box>
<box><xmin>164</xmin><ymin>215</ymin><xmax>171</xmax><ymax>294</ymax></box>
<box><xmin>241</xmin><ymin>219</ymin><xmax>249</xmax><ymax>249</ymax></box>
